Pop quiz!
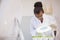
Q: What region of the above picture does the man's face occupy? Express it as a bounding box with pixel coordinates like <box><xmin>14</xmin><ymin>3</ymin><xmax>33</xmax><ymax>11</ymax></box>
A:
<box><xmin>35</xmin><ymin>11</ymin><xmax>44</xmax><ymax>18</ymax></box>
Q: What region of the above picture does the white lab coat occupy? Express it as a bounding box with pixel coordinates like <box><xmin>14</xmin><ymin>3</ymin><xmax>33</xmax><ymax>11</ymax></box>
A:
<box><xmin>30</xmin><ymin>14</ymin><xmax>57</xmax><ymax>40</ymax></box>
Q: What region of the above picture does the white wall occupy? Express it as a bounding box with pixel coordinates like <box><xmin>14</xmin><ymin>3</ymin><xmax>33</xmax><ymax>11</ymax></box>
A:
<box><xmin>0</xmin><ymin>0</ymin><xmax>22</xmax><ymax>37</ymax></box>
<box><xmin>52</xmin><ymin>0</ymin><xmax>60</xmax><ymax>40</ymax></box>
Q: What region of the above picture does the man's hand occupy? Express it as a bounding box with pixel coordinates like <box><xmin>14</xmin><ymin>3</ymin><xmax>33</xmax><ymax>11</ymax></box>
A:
<box><xmin>50</xmin><ymin>24</ymin><xmax>57</xmax><ymax>30</ymax></box>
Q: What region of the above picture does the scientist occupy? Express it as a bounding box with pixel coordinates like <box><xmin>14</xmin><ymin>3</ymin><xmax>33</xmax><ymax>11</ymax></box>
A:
<box><xmin>30</xmin><ymin>1</ymin><xmax>57</xmax><ymax>40</ymax></box>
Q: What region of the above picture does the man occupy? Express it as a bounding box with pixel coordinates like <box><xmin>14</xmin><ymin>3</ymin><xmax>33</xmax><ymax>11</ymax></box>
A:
<box><xmin>30</xmin><ymin>1</ymin><xmax>57</xmax><ymax>40</ymax></box>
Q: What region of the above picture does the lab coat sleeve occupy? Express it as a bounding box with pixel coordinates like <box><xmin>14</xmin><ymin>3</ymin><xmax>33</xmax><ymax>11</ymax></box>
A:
<box><xmin>48</xmin><ymin>15</ymin><xmax>57</xmax><ymax>26</ymax></box>
<box><xmin>30</xmin><ymin>22</ymin><xmax>37</xmax><ymax>36</ymax></box>
<box><xmin>51</xmin><ymin>16</ymin><xmax>57</xmax><ymax>25</ymax></box>
<box><xmin>49</xmin><ymin>16</ymin><xmax>57</xmax><ymax>30</ymax></box>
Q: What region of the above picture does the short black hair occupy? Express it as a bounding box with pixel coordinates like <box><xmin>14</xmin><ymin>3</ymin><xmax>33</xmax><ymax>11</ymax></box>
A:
<box><xmin>34</xmin><ymin>2</ymin><xmax>43</xmax><ymax>8</ymax></box>
<box><xmin>34</xmin><ymin>1</ymin><xmax>44</xmax><ymax>14</ymax></box>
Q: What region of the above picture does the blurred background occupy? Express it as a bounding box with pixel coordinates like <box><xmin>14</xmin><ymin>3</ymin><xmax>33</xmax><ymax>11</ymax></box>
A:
<box><xmin>0</xmin><ymin>0</ymin><xmax>60</xmax><ymax>40</ymax></box>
